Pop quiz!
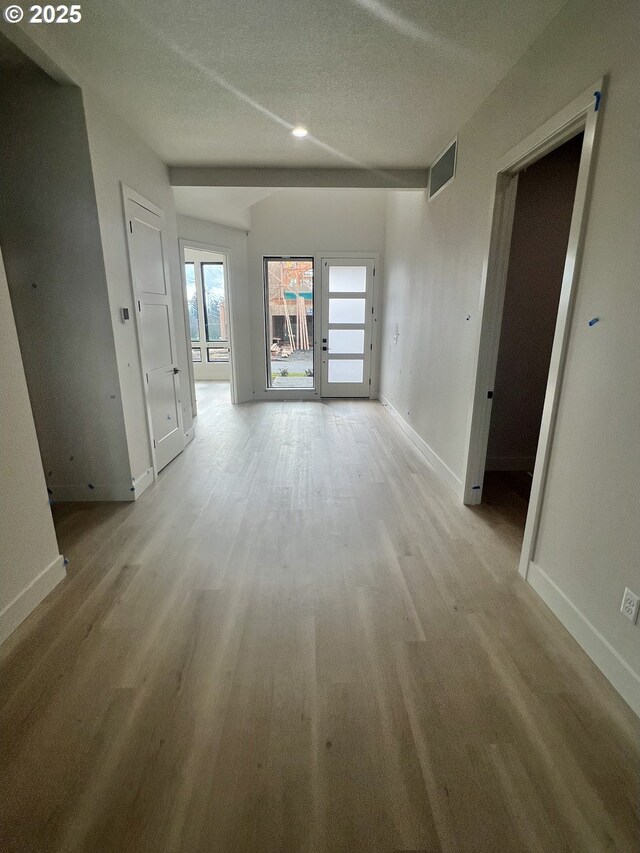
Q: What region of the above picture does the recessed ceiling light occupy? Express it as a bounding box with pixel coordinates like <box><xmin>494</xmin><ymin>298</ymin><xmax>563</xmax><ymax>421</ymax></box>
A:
<box><xmin>291</xmin><ymin>126</ymin><xmax>309</xmax><ymax>138</ymax></box>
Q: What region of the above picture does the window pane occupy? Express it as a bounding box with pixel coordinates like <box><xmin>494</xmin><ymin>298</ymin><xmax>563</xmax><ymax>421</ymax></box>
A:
<box><xmin>185</xmin><ymin>263</ymin><xmax>199</xmax><ymax>342</ymax></box>
<box><xmin>328</xmin><ymin>329</ymin><xmax>365</xmax><ymax>354</ymax></box>
<box><xmin>192</xmin><ymin>346</ymin><xmax>202</xmax><ymax>362</ymax></box>
<box><xmin>265</xmin><ymin>258</ymin><xmax>314</xmax><ymax>390</ymax></box>
<box><xmin>329</xmin><ymin>265</ymin><xmax>366</xmax><ymax>292</ymax></box>
<box><xmin>328</xmin><ymin>298</ymin><xmax>365</xmax><ymax>324</ymax></box>
<box><xmin>202</xmin><ymin>262</ymin><xmax>227</xmax><ymax>342</ymax></box>
<box><xmin>328</xmin><ymin>359</ymin><xmax>364</xmax><ymax>383</ymax></box>
<box><xmin>207</xmin><ymin>346</ymin><xmax>230</xmax><ymax>363</ymax></box>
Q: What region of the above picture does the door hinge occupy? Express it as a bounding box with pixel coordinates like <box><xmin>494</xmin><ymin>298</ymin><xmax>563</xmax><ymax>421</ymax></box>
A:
<box><xmin>137</xmin><ymin>300</ymin><xmax>141</xmax><ymax>311</ymax></box>
<box><xmin>129</xmin><ymin>220</ymin><xmax>133</xmax><ymax>234</ymax></box>
<box><xmin>370</xmin><ymin>342</ymin><xmax>373</xmax><ymax>350</ymax></box>
<box><xmin>153</xmin><ymin>439</ymin><xmax>156</xmax><ymax>448</ymax></box>
<box><xmin>371</xmin><ymin>306</ymin><xmax>374</xmax><ymax>314</ymax></box>
<box><xmin>369</xmin><ymin>378</ymin><xmax>372</xmax><ymax>385</ymax></box>
<box><xmin>145</xmin><ymin>373</ymin><xmax>149</xmax><ymax>384</ymax></box>
<box><xmin>373</xmin><ymin>267</ymin><xmax>376</xmax><ymax>276</ymax></box>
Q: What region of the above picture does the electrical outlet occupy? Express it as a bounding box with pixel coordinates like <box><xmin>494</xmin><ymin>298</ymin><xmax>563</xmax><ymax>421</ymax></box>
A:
<box><xmin>620</xmin><ymin>588</ymin><xmax>640</xmax><ymax>624</ymax></box>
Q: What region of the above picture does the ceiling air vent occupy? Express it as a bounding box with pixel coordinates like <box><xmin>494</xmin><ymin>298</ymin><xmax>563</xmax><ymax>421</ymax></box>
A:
<box><xmin>428</xmin><ymin>138</ymin><xmax>457</xmax><ymax>200</ymax></box>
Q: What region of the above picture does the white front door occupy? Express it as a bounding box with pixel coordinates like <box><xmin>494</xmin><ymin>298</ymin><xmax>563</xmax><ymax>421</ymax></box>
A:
<box><xmin>320</xmin><ymin>258</ymin><xmax>375</xmax><ymax>398</ymax></box>
<box><xmin>125</xmin><ymin>193</ymin><xmax>185</xmax><ymax>472</ymax></box>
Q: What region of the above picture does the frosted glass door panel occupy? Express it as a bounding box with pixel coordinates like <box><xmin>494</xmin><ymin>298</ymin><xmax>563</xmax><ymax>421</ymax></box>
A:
<box><xmin>328</xmin><ymin>298</ymin><xmax>365</xmax><ymax>324</ymax></box>
<box><xmin>328</xmin><ymin>329</ymin><xmax>365</xmax><ymax>354</ymax></box>
<box><xmin>329</xmin><ymin>266</ymin><xmax>367</xmax><ymax>292</ymax></box>
<box><xmin>328</xmin><ymin>359</ymin><xmax>364</xmax><ymax>383</ymax></box>
<box><xmin>321</xmin><ymin>257</ymin><xmax>374</xmax><ymax>398</ymax></box>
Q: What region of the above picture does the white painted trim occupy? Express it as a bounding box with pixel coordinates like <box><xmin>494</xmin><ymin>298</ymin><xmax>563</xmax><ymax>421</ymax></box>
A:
<box><xmin>133</xmin><ymin>466</ymin><xmax>154</xmax><ymax>499</ymax></box>
<box><xmin>527</xmin><ymin>561</ymin><xmax>640</xmax><ymax>718</ymax></box>
<box><xmin>517</xmin><ymin>82</ymin><xmax>604</xmax><ymax>580</ymax></box>
<box><xmin>461</xmin><ymin>80</ymin><xmax>605</xmax><ymax>586</ymax></box>
<box><xmin>485</xmin><ymin>456</ymin><xmax>536</xmax><ymax>472</ymax></box>
<box><xmin>184</xmin><ymin>425</ymin><xmax>195</xmax><ymax>445</ymax></box>
<box><xmin>49</xmin><ymin>483</ymin><xmax>137</xmax><ymax>502</ymax></box>
<box><xmin>380</xmin><ymin>395</ymin><xmax>463</xmax><ymax>499</ymax></box>
<box><xmin>179</xmin><ymin>238</ymin><xmax>239</xmax><ymax>406</ymax></box>
<box><xmin>0</xmin><ymin>554</ymin><xmax>66</xmax><ymax>645</ymax></box>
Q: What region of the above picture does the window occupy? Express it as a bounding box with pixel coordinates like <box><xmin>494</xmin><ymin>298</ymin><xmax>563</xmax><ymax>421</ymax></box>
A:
<box><xmin>184</xmin><ymin>262</ymin><xmax>199</xmax><ymax>342</ymax></box>
<box><xmin>192</xmin><ymin>346</ymin><xmax>202</xmax><ymax>362</ymax></box>
<box><xmin>201</xmin><ymin>262</ymin><xmax>227</xmax><ymax>342</ymax></box>
<box><xmin>264</xmin><ymin>257</ymin><xmax>314</xmax><ymax>390</ymax></box>
<box><xmin>207</xmin><ymin>346</ymin><xmax>230</xmax><ymax>363</ymax></box>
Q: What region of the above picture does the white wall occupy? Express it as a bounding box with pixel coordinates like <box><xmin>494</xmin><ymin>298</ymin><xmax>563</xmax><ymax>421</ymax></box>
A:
<box><xmin>0</xmin><ymin>79</ymin><xmax>132</xmax><ymax>502</ymax></box>
<box><xmin>177</xmin><ymin>214</ymin><xmax>253</xmax><ymax>403</ymax></box>
<box><xmin>247</xmin><ymin>189</ymin><xmax>387</xmax><ymax>398</ymax></box>
<box><xmin>0</xmin><ymin>246</ymin><xmax>65</xmax><ymax>644</ymax></box>
<box><xmin>82</xmin><ymin>89</ymin><xmax>194</xmax><ymax>485</ymax></box>
<box><xmin>381</xmin><ymin>0</ymin><xmax>640</xmax><ymax>713</ymax></box>
<box><xmin>486</xmin><ymin>134</ymin><xmax>582</xmax><ymax>471</ymax></box>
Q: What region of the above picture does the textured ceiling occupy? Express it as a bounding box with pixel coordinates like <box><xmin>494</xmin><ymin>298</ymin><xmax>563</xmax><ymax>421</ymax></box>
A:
<box><xmin>173</xmin><ymin>187</ymin><xmax>278</xmax><ymax>230</ymax></box>
<box><xmin>7</xmin><ymin>0</ymin><xmax>566</xmax><ymax>167</ymax></box>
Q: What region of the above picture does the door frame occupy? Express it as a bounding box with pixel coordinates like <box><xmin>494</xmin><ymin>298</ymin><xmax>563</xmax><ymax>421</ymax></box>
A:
<box><xmin>462</xmin><ymin>79</ymin><xmax>605</xmax><ymax>580</ymax></box>
<box><xmin>316</xmin><ymin>251</ymin><xmax>381</xmax><ymax>399</ymax></box>
<box><xmin>319</xmin><ymin>256</ymin><xmax>376</xmax><ymax>398</ymax></box>
<box><xmin>262</xmin><ymin>255</ymin><xmax>317</xmax><ymax>398</ymax></box>
<box><xmin>179</xmin><ymin>238</ymin><xmax>238</xmax><ymax>407</ymax></box>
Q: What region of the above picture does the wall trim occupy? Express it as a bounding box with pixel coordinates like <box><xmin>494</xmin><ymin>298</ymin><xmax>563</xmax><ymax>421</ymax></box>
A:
<box><xmin>0</xmin><ymin>554</ymin><xmax>66</xmax><ymax>645</ymax></box>
<box><xmin>133</xmin><ymin>466</ymin><xmax>154</xmax><ymax>499</ymax></box>
<box><xmin>528</xmin><ymin>560</ymin><xmax>640</xmax><ymax>718</ymax></box>
<box><xmin>380</xmin><ymin>395</ymin><xmax>463</xmax><ymax>499</ymax></box>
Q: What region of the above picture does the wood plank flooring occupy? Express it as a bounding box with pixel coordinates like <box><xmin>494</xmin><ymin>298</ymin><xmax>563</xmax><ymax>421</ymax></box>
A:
<box><xmin>1</xmin><ymin>382</ymin><xmax>638</xmax><ymax>852</ymax></box>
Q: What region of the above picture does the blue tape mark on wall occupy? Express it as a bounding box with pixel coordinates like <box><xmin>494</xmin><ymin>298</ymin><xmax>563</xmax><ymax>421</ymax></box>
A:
<box><xmin>588</xmin><ymin>317</ymin><xmax>600</xmax><ymax>327</ymax></box>
<box><xmin>593</xmin><ymin>90</ymin><xmax>602</xmax><ymax>111</ymax></box>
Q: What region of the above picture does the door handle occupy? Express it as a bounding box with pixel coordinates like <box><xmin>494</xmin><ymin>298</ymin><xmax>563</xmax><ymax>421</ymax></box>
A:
<box><xmin>173</xmin><ymin>367</ymin><xmax>180</xmax><ymax>374</ymax></box>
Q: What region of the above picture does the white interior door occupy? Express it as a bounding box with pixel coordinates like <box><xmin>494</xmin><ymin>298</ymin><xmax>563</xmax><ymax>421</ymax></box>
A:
<box><xmin>125</xmin><ymin>193</ymin><xmax>184</xmax><ymax>472</ymax></box>
<box><xmin>320</xmin><ymin>258</ymin><xmax>374</xmax><ymax>397</ymax></box>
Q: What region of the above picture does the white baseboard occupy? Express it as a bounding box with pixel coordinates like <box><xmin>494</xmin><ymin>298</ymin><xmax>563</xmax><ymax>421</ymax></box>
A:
<box><xmin>486</xmin><ymin>455</ymin><xmax>536</xmax><ymax>472</ymax></box>
<box><xmin>133</xmin><ymin>466</ymin><xmax>154</xmax><ymax>499</ymax></box>
<box><xmin>527</xmin><ymin>561</ymin><xmax>640</xmax><ymax>718</ymax></box>
<box><xmin>48</xmin><ymin>482</ymin><xmax>136</xmax><ymax>502</ymax></box>
<box><xmin>380</xmin><ymin>395</ymin><xmax>463</xmax><ymax>499</ymax></box>
<box><xmin>0</xmin><ymin>554</ymin><xmax>66</xmax><ymax>645</ymax></box>
<box><xmin>184</xmin><ymin>426</ymin><xmax>196</xmax><ymax>445</ymax></box>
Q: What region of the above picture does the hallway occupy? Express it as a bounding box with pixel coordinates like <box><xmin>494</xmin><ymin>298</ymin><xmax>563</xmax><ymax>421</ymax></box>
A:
<box><xmin>1</xmin><ymin>384</ymin><xmax>638</xmax><ymax>852</ymax></box>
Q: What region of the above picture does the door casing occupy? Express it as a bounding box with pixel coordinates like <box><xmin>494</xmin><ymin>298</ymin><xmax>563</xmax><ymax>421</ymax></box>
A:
<box><xmin>320</xmin><ymin>257</ymin><xmax>376</xmax><ymax>398</ymax></box>
<box><xmin>462</xmin><ymin>79</ymin><xmax>605</xmax><ymax>581</ymax></box>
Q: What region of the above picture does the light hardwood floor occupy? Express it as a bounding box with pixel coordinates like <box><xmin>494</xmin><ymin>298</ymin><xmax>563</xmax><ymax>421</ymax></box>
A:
<box><xmin>1</xmin><ymin>382</ymin><xmax>638</xmax><ymax>852</ymax></box>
